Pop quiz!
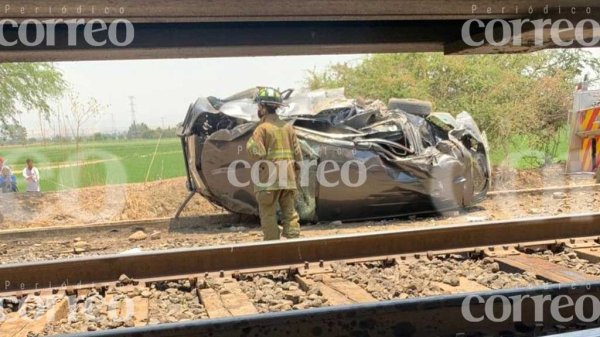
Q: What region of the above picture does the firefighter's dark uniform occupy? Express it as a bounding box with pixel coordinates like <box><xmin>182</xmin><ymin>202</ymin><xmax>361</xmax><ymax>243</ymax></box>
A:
<box><xmin>247</xmin><ymin>112</ymin><xmax>303</xmax><ymax>240</ymax></box>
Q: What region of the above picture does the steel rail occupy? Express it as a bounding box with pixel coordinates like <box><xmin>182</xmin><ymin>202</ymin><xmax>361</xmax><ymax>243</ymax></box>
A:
<box><xmin>487</xmin><ymin>183</ymin><xmax>600</xmax><ymax>197</ymax></box>
<box><xmin>1</xmin><ymin>213</ymin><xmax>599</xmax><ymax>292</ymax></box>
<box><xmin>0</xmin><ymin>213</ymin><xmax>243</xmax><ymax>241</ymax></box>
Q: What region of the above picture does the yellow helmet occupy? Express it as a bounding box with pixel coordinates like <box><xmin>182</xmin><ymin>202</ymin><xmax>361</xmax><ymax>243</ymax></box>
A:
<box><xmin>255</xmin><ymin>87</ymin><xmax>285</xmax><ymax>106</ymax></box>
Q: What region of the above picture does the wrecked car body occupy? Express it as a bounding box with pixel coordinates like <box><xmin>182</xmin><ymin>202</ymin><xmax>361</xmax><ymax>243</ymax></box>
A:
<box><xmin>178</xmin><ymin>88</ymin><xmax>491</xmax><ymax>222</ymax></box>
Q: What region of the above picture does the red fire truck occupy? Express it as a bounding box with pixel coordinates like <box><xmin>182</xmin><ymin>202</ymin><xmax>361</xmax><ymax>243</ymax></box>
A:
<box><xmin>566</xmin><ymin>82</ymin><xmax>600</xmax><ymax>181</ymax></box>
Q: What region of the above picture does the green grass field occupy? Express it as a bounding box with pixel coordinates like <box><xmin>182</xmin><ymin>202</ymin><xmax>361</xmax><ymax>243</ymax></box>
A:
<box><xmin>0</xmin><ymin>138</ymin><xmax>186</xmax><ymax>192</ymax></box>
<box><xmin>0</xmin><ymin>126</ymin><xmax>571</xmax><ymax>192</ymax></box>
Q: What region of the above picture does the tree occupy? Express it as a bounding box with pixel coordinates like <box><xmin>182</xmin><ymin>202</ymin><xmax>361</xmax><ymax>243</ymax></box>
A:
<box><xmin>127</xmin><ymin>122</ymin><xmax>150</xmax><ymax>139</ymax></box>
<box><xmin>306</xmin><ymin>50</ymin><xmax>599</xmax><ymax>163</ymax></box>
<box><xmin>65</xmin><ymin>93</ymin><xmax>105</xmax><ymax>153</ymax></box>
<box><xmin>0</xmin><ymin>63</ymin><xmax>66</xmax><ymax>139</ymax></box>
<box><xmin>126</xmin><ymin>123</ymin><xmax>178</xmax><ymax>139</ymax></box>
<box><xmin>0</xmin><ymin>124</ymin><xmax>27</xmax><ymax>144</ymax></box>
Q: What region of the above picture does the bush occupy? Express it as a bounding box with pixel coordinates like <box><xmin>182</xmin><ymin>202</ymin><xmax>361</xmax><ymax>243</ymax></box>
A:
<box><xmin>306</xmin><ymin>50</ymin><xmax>599</xmax><ymax>164</ymax></box>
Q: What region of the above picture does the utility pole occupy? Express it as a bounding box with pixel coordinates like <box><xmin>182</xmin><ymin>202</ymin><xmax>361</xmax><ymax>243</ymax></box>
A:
<box><xmin>128</xmin><ymin>96</ymin><xmax>136</xmax><ymax>126</ymax></box>
<box><xmin>129</xmin><ymin>96</ymin><xmax>137</xmax><ymax>138</ymax></box>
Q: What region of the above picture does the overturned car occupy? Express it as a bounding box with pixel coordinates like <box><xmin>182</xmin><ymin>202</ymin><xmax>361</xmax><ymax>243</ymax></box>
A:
<box><xmin>178</xmin><ymin>87</ymin><xmax>491</xmax><ymax>222</ymax></box>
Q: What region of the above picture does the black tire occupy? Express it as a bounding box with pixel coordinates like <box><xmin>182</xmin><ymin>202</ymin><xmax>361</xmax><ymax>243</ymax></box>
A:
<box><xmin>388</xmin><ymin>98</ymin><xmax>433</xmax><ymax>116</ymax></box>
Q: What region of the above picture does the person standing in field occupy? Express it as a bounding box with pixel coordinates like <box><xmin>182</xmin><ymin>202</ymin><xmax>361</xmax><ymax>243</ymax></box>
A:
<box><xmin>246</xmin><ymin>87</ymin><xmax>303</xmax><ymax>240</ymax></box>
<box><xmin>22</xmin><ymin>159</ymin><xmax>40</xmax><ymax>192</ymax></box>
<box><xmin>0</xmin><ymin>166</ymin><xmax>17</xmax><ymax>193</ymax></box>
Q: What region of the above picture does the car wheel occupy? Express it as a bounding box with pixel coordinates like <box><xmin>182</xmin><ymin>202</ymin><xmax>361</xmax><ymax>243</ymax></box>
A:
<box><xmin>388</xmin><ymin>98</ymin><xmax>433</xmax><ymax>116</ymax></box>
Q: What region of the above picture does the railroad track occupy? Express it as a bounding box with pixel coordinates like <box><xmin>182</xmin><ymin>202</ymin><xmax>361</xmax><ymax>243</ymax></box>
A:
<box><xmin>0</xmin><ymin>213</ymin><xmax>242</xmax><ymax>241</ymax></box>
<box><xmin>2</xmin><ymin>213</ymin><xmax>600</xmax><ymax>336</ymax></box>
<box><xmin>0</xmin><ymin>183</ymin><xmax>597</xmax><ymax>243</ymax></box>
<box><xmin>486</xmin><ymin>182</ymin><xmax>600</xmax><ymax>197</ymax></box>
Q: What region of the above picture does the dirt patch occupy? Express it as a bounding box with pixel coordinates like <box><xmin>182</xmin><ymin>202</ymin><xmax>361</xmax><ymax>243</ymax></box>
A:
<box><xmin>0</xmin><ymin>163</ymin><xmax>597</xmax><ymax>231</ymax></box>
<box><xmin>0</xmin><ymin>178</ymin><xmax>223</xmax><ymax>230</ymax></box>
<box><xmin>492</xmin><ymin>164</ymin><xmax>591</xmax><ymax>190</ymax></box>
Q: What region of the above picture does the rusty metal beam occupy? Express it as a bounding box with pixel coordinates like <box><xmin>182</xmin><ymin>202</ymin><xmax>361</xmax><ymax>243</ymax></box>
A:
<box><xmin>3</xmin><ymin>1</ymin><xmax>596</xmax><ymax>22</ymax></box>
<box><xmin>0</xmin><ymin>20</ymin><xmax>456</xmax><ymax>62</ymax></box>
<box><xmin>444</xmin><ymin>13</ymin><xmax>600</xmax><ymax>55</ymax></box>
<box><xmin>1</xmin><ymin>213</ymin><xmax>600</xmax><ymax>292</ymax></box>
<box><xmin>0</xmin><ymin>2</ymin><xmax>599</xmax><ymax>61</ymax></box>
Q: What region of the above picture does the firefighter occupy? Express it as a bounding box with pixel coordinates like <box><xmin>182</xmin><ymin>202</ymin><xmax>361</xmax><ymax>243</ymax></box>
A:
<box><xmin>246</xmin><ymin>87</ymin><xmax>303</xmax><ymax>240</ymax></box>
